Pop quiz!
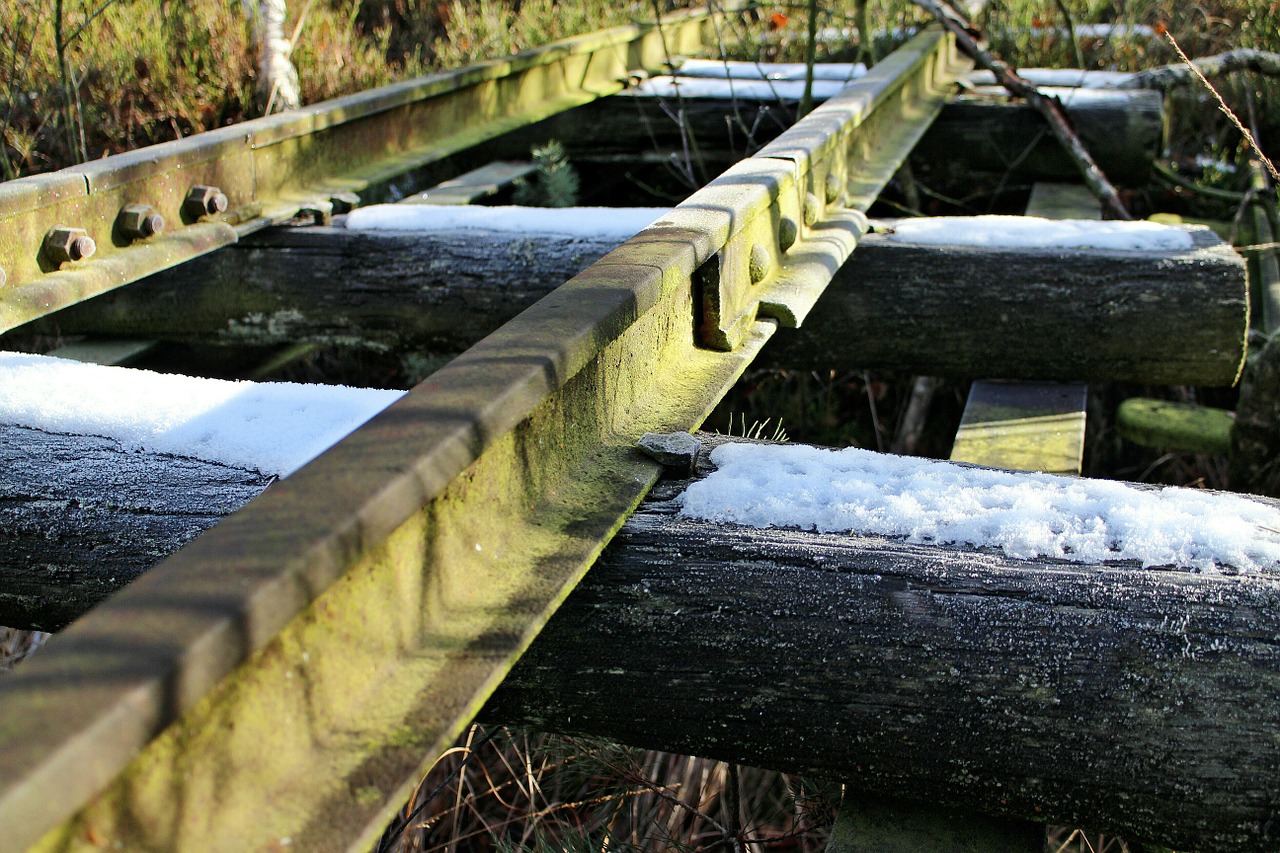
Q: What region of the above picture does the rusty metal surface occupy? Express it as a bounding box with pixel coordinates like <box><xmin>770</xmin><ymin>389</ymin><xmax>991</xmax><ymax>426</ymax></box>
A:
<box><xmin>0</xmin><ymin>18</ymin><xmax>971</xmax><ymax>853</ymax></box>
<box><xmin>0</xmin><ymin>2</ymin><xmax>745</xmax><ymax>335</ymax></box>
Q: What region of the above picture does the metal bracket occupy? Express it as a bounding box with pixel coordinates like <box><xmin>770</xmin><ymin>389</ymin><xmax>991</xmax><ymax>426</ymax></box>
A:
<box><xmin>660</xmin><ymin>24</ymin><xmax>970</xmax><ymax>351</ymax></box>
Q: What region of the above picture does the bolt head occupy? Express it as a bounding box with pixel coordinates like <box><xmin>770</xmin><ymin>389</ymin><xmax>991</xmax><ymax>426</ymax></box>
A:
<box><xmin>803</xmin><ymin>192</ymin><xmax>822</xmax><ymax>227</ymax></box>
<box><xmin>778</xmin><ymin>217</ymin><xmax>798</xmax><ymax>252</ymax></box>
<box><xmin>825</xmin><ymin>171</ymin><xmax>843</xmax><ymax>205</ymax></box>
<box><xmin>748</xmin><ymin>242</ymin><xmax>771</xmax><ymax>285</ymax></box>
<box><xmin>118</xmin><ymin>204</ymin><xmax>165</xmax><ymax>239</ymax></box>
<box><xmin>43</xmin><ymin>227</ymin><xmax>96</xmax><ymax>265</ymax></box>
<box><xmin>183</xmin><ymin>185</ymin><xmax>229</xmax><ymax>220</ymax></box>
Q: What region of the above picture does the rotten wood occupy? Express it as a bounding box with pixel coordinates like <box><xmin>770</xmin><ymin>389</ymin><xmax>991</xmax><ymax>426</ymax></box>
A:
<box><xmin>23</xmin><ymin>221</ymin><xmax>1245</xmax><ymax>386</ymax></box>
<box><xmin>24</xmin><ymin>225</ymin><xmax>623</xmax><ymax>354</ymax></box>
<box><xmin>762</xmin><ymin>223</ymin><xmax>1246</xmax><ymax>386</ymax></box>
<box><xmin>483</xmin><ymin>436</ymin><xmax>1280</xmax><ymax>853</ymax></box>
<box><xmin>909</xmin><ymin>0</ymin><xmax>1133</xmax><ymax>218</ymax></box>
<box><xmin>483</xmin><ymin>87</ymin><xmax>1162</xmax><ymax>188</ymax></box>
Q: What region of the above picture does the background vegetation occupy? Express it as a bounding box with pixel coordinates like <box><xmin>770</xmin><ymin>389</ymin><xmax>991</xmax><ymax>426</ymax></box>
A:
<box><xmin>8</xmin><ymin>1</ymin><xmax>1275</xmax><ymax>180</ymax></box>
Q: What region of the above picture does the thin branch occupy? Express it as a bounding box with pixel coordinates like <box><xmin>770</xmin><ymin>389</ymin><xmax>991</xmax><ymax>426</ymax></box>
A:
<box><xmin>64</xmin><ymin>0</ymin><xmax>127</xmax><ymax>46</ymax></box>
<box><xmin>798</xmin><ymin>0</ymin><xmax>820</xmax><ymax>118</ymax></box>
<box><xmin>1151</xmin><ymin>159</ymin><xmax>1249</xmax><ymax>202</ymax></box>
<box><xmin>1157</xmin><ymin>33</ymin><xmax>1280</xmax><ymax>185</ymax></box>
<box><xmin>909</xmin><ymin>0</ymin><xmax>1132</xmax><ymax>219</ymax></box>
<box><xmin>1117</xmin><ymin>48</ymin><xmax>1280</xmax><ymax>92</ymax></box>
<box><xmin>1052</xmin><ymin>0</ymin><xmax>1085</xmax><ymax>68</ymax></box>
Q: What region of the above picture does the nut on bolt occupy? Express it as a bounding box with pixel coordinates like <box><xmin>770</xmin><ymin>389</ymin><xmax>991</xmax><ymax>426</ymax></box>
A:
<box><xmin>825</xmin><ymin>171</ymin><xmax>843</xmax><ymax>205</ymax></box>
<box><xmin>778</xmin><ymin>217</ymin><xmax>798</xmax><ymax>253</ymax></box>
<box><xmin>183</xmin><ymin>185</ymin><xmax>229</xmax><ymax>221</ymax></box>
<box><xmin>118</xmin><ymin>204</ymin><xmax>165</xmax><ymax>240</ymax></box>
<box><xmin>43</xmin><ymin>226</ymin><xmax>96</xmax><ymax>265</ymax></box>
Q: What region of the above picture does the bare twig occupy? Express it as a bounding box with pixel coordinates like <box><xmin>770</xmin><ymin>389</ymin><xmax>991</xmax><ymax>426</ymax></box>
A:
<box><xmin>1151</xmin><ymin>159</ymin><xmax>1249</xmax><ymax>202</ymax></box>
<box><xmin>1118</xmin><ymin>48</ymin><xmax>1280</xmax><ymax>92</ymax></box>
<box><xmin>1157</xmin><ymin>33</ymin><xmax>1280</xmax><ymax>185</ymax></box>
<box><xmin>909</xmin><ymin>0</ymin><xmax>1132</xmax><ymax>219</ymax></box>
<box><xmin>799</xmin><ymin>0</ymin><xmax>820</xmax><ymax>118</ymax></box>
<box><xmin>649</xmin><ymin>0</ymin><xmax>709</xmax><ymax>185</ymax></box>
<box><xmin>1052</xmin><ymin>0</ymin><xmax>1085</xmax><ymax>68</ymax></box>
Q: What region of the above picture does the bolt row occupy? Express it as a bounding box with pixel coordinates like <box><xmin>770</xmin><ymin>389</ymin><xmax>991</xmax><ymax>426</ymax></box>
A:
<box><xmin>3</xmin><ymin>185</ymin><xmax>360</xmax><ymax>287</ymax></box>
<box><xmin>17</xmin><ymin>185</ymin><xmax>228</xmax><ymax>275</ymax></box>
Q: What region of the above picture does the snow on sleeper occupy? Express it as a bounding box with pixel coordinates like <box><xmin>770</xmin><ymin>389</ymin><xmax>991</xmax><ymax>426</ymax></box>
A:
<box><xmin>884</xmin><ymin>215</ymin><xmax>1198</xmax><ymax>251</ymax></box>
<box><xmin>679</xmin><ymin>443</ymin><xmax>1280</xmax><ymax>574</ymax></box>
<box><xmin>0</xmin><ymin>352</ymin><xmax>403</xmax><ymax>477</ymax></box>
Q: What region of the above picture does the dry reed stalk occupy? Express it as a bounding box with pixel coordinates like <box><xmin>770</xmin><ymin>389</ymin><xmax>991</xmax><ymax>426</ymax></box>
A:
<box><xmin>377</xmin><ymin>726</ymin><xmax>834</xmax><ymax>852</ymax></box>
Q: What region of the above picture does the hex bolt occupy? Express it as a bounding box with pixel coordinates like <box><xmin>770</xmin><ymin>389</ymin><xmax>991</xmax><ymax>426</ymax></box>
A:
<box><xmin>778</xmin><ymin>217</ymin><xmax>798</xmax><ymax>253</ymax></box>
<box><xmin>43</xmin><ymin>226</ymin><xmax>96</xmax><ymax>265</ymax></box>
<box><xmin>825</xmin><ymin>171</ymin><xmax>843</xmax><ymax>205</ymax></box>
<box><xmin>183</xmin><ymin>185</ymin><xmax>229</xmax><ymax>221</ymax></box>
<box><xmin>748</xmin><ymin>242</ymin><xmax>771</xmax><ymax>285</ymax></box>
<box><xmin>118</xmin><ymin>204</ymin><xmax>165</xmax><ymax>240</ymax></box>
<box><xmin>803</xmin><ymin>192</ymin><xmax>822</xmax><ymax>227</ymax></box>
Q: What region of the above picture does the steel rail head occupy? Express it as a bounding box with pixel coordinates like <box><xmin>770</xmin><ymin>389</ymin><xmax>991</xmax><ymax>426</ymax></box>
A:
<box><xmin>0</xmin><ymin>1</ymin><xmax>753</xmax><ymax>337</ymax></box>
<box><xmin>0</xmin><ymin>18</ymin><xmax>975</xmax><ymax>853</ymax></box>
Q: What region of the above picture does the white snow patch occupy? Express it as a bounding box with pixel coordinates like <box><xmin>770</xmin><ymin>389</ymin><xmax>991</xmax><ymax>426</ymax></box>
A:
<box><xmin>1073</xmin><ymin>23</ymin><xmax>1158</xmax><ymax>39</ymax></box>
<box><xmin>967</xmin><ymin>68</ymin><xmax>1135</xmax><ymax>88</ymax></box>
<box><xmin>632</xmin><ymin>76</ymin><xmax>852</xmax><ymax>101</ymax></box>
<box><xmin>0</xmin><ymin>352</ymin><xmax>404</xmax><ymax>476</ymax></box>
<box><xmin>672</xmin><ymin>59</ymin><xmax>867</xmax><ymax>82</ymax></box>
<box><xmin>968</xmin><ymin>85</ymin><xmax>1144</xmax><ymax>106</ymax></box>
<box><xmin>678</xmin><ymin>443</ymin><xmax>1280</xmax><ymax>573</ymax></box>
<box><xmin>885</xmin><ymin>215</ymin><xmax>1196</xmax><ymax>251</ymax></box>
<box><xmin>816</xmin><ymin>25</ymin><xmax>919</xmax><ymax>43</ymax></box>
<box><xmin>345</xmin><ymin>204</ymin><xmax>669</xmax><ymax>239</ymax></box>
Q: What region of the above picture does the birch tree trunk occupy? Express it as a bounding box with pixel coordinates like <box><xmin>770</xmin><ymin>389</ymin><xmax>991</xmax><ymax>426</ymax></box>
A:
<box><xmin>248</xmin><ymin>0</ymin><xmax>301</xmax><ymax>113</ymax></box>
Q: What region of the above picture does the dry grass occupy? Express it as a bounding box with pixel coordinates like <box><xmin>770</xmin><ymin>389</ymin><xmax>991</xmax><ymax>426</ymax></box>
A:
<box><xmin>374</xmin><ymin>726</ymin><xmax>837</xmax><ymax>853</ymax></box>
<box><xmin>0</xmin><ymin>627</ymin><xmax>48</xmax><ymax>672</ymax></box>
<box><xmin>0</xmin><ymin>0</ymin><xmax>682</xmax><ymax>179</ymax></box>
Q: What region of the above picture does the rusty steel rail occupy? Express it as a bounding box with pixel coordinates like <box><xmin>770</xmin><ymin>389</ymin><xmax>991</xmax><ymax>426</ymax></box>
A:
<box><xmin>0</xmin><ymin>2</ymin><xmax>745</xmax><ymax>335</ymax></box>
<box><xmin>0</xmin><ymin>21</ymin><xmax>973</xmax><ymax>853</ymax></box>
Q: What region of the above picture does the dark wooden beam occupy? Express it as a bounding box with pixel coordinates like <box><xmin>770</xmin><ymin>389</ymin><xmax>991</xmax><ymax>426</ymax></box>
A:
<box><xmin>21</xmin><ymin>220</ymin><xmax>1246</xmax><ymax>386</ymax></box>
<box><xmin>473</xmin><ymin>87</ymin><xmax>1163</xmax><ymax>187</ymax></box>
<box><xmin>763</xmin><ymin>223</ymin><xmax>1245</xmax><ymax>386</ymax></box>
<box><xmin>7</xmin><ymin>411</ymin><xmax>1280</xmax><ymax>853</ymax></box>
<box><xmin>0</xmin><ymin>423</ymin><xmax>273</xmax><ymax>631</ymax></box>
<box><xmin>483</xmin><ymin>439</ymin><xmax>1280</xmax><ymax>853</ymax></box>
<box><xmin>20</xmin><ymin>225</ymin><xmax>622</xmax><ymax>355</ymax></box>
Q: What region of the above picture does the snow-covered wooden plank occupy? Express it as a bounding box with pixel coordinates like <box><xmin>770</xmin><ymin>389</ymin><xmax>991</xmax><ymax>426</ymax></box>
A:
<box><xmin>763</xmin><ymin>217</ymin><xmax>1246</xmax><ymax>386</ymax></box>
<box><xmin>913</xmin><ymin>85</ymin><xmax>1163</xmax><ymax>186</ymax></box>
<box><xmin>486</xmin><ymin>436</ymin><xmax>1280</xmax><ymax>853</ymax></box>
<box><xmin>29</xmin><ymin>214</ymin><xmax>1248</xmax><ymax>387</ymax></box>
<box><xmin>0</xmin><ymin>353</ymin><xmax>402</xmax><ymax>629</ymax></box>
